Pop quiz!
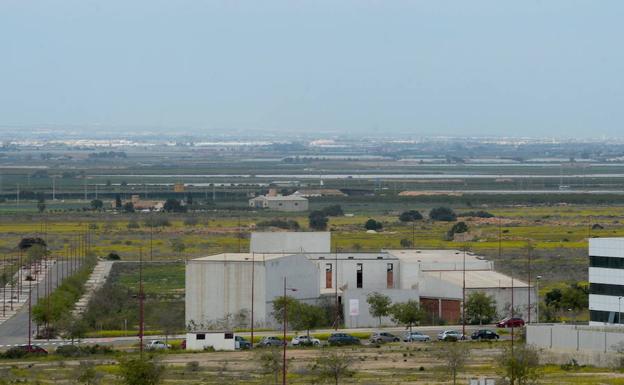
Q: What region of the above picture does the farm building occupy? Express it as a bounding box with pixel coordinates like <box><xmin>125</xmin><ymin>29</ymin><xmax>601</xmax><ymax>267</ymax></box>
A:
<box><xmin>248</xmin><ymin>195</ymin><xmax>308</xmax><ymax>212</ymax></box>
<box><xmin>185</xmin><ymin>232</ymin><xmax>535</xmax><ymax>330</ymax></box>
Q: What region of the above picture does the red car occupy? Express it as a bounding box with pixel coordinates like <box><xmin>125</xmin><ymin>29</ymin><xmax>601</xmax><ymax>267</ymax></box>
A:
<box><xmin>496</xmin><ymin>317</ymin><xmax>525</xmax><ymax>328</ymax></box>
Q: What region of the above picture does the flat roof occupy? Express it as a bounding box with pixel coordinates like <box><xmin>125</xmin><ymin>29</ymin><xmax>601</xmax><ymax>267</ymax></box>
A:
<box><xmin>424</xmin><ymin>270</ymin><xmax>529</xmax><ymax>289</ymax></box>
<box><xmin>191</xmin><ymin>253</ymin><xmax>290</xmax><ymax>262</ymax></box>
<box><xmin>387</xmin><ymin>249</ymin><xmax>486</xmax><ymax>263</ymax></box>
<box><xmin>252</xmin><ymin>195</ymin><xmax>308</xmax><ymax>201</ymax></box>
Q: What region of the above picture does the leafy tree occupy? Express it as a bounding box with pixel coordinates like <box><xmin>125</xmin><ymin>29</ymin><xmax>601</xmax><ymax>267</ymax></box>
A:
<box><xmin>36</xmin><ymin>192</ymin><xmax>46</xmax><ymax>213</ymax></box>
<box><xmin>295</xmin><ymin>302</ymin><xmax>326</xmax><ymax>338</ymax></box>
<box><xmin>449</xmin><ymin>221</ymin><xmax>469</xmax><ymax>235</ymax></box>
<box><xmin>309</xmin><ymin>210</ymin><xmax>329</xmax><ymax>230</ymax></box>
<box><xmin>366</xmin><ymin>292</ymin><xmax>392</xmax><ymax>326</ymax></box>
<box><xmin>90</xmin><ymin>199</ymin><xmax>104</xmax><ymax>210</ymax></box>
<box><xmin>399</xmin><ymin>210</ymin><xmax>423</xmax><ymax>222</ymax></box>
<box><xmin>458</xmin><ymin>210</ymin><xmax>494</xmax><ymax>218</ymax></box>
<box><xmin>429</xmin><ymin>206</ymin><xmax>457</xmax><ymax>221</ymax></box>
<box><xmin>499</xmin><ymin>344</ymin><xmax>541</xmax><ymax>385</ymax></box>
<box><xmin>271</xmin><ymin>296</ymin><xmax>300</xmax><ymax>327</ymax></box>
<box><xmin>321</xmin><ymin>205</ymin><xmax>344</xmax><ymax>217</ymax></box>
<box><xmin>364</xmin><ymin>219</ymin><xmax>383</xmax><ymax>231</ymax></box>
<box><xmin>122</xmin><ymin>202</ymin><xmax>135</xmax><ymax>213</ymax></box>
<box><xmin>117</xmin><ymin>357</ymin><xmax>165</xmax><ymax>385</ymax></box>
<box><xmin>163</xmin><ymin>198</ymin><xmax>186</xmax><ymax>213</ymax></box>
<box><xmin>310</xmin><ymin>351</ymin><xmax>355</xmax><ymax>385</ymax></box>
<box><xmin>115</xmin><ymin>194</ymin><xmax>122</xmax><ymax>209</ymax></box>
<box><xmin>76</xmin><ymin>361</ymin><xmax>103</xmax><ymax>385</ymax></box>
<box><xmin>389</xmin><ymin>300</ymin><xmax>426</xmax><ymax>333</ymax></box>
<box><xmin>465</xmin><ymin>292</ymin><xmax>497</xmax><ymax>325</ymax></box>
<box><xmin>170</xmin><ymin>238</ymin><xmax>186</xmax><ymax>257</ymax></box>
<box><xmin>18</xmin><ymin>237</ymin><xmax>47</xmax><ymax>250</ymax></box>
<box><xmin>256</xmin><ymin>348</ymin><xmax>285</xmax><ymax>385</ymax></box>
<box><xmin>400</xmin><ymin>238</ymin><xmax>413</xmax><ymax>248</ymax></box>
<box><xmin>435</xmin><ymin>342</ymin><xmax>466</xmax><ymax>385</ymax></box>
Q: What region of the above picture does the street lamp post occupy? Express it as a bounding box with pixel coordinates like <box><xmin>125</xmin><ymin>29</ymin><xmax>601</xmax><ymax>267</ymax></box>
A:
<box><xmin>619</xmin><ymin>297</ymin><xmax>622</xmax><ymax>325</ymax></box>
<box><xmin>282</xmin><ymin>277</ymin><xmax>297</xmax><ymax>385</ymax></box>
<box><xmin>535</xmin><ymin>275</ymin><xmax>542</xmax><ymax>323</ymax></box>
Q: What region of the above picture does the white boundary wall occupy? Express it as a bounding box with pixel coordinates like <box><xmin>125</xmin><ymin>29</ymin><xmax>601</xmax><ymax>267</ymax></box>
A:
<box><xmin>527</xmin><ymin>324</ymin><xmax>624</xmax><ymax>353</ymax></box>
<box><xmin>186</xmin><ymin>332</ymin><xmax>236</xmax><ymax>351</ymax></box>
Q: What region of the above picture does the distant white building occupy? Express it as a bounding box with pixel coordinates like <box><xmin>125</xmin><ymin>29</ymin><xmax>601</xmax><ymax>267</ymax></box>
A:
<box><xmin>185</xmin><ymin>232</ymin><xmax>535</xmax><ymax>330</ymax></box>
<box><xmin>248</xmin><ymin>195</ymin><xmax>308</xmax><ymax>212</ymax></box>
<box><xmin>589</xmin><ymin>238</ymin><xmax>624</xmax><ymax>325</ymax></box>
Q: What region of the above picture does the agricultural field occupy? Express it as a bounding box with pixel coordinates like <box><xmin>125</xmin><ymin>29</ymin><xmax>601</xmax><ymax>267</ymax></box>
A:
<box><xmin>0</xmin><ymin>342</ymin><xmax>622</xmax><ymax>384</ymax></box>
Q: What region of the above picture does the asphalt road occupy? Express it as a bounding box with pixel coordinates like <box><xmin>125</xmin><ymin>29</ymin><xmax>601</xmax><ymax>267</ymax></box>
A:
<box><xmin>13</xmin><ymin>323</ymin><xmax>518</xmax><ymax>351</ymax></box>
<box><xmin>0</xmin><ymin>261</ymin><xmax>70</xmax><ymax>346</ymax></box>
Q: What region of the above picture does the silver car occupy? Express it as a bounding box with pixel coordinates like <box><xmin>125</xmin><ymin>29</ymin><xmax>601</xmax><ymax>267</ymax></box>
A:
<box><xmin>437</xmin><ymin>330</ymin><xmax>466</xmax><ymax>341</ymax></box>
<box><xmin>369</xmin><ymin>331</ymin><xmax>401</xmax><ymax>343</ymax></box>
<box><xmin>403</xmin><ymin>331</ymin><xmax>431</xmax><ymax>342</ymax></box>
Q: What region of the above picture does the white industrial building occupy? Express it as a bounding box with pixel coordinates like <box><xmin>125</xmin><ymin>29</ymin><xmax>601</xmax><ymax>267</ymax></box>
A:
<box><xmin>186</xmin><ymin>232</ymin><xmax>535</xmax><ymax>330</ymax></box>
<box><xmin>589</xmin><ymin>238</ymin><xmax>624</xmax><ymax>325</ymax></box>
<box><xmin>248</xmin><ymin>194</ymin><xmax>308</xmax><ymax>212</ymax></box>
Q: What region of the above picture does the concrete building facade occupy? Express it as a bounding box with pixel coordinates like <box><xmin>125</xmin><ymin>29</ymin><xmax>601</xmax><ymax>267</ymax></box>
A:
<box><xmin>589</xmin><ymin>238</ymin><xmax>624</xmax><ymax>325</ymax></box>
<box><xmin>248</xmin><ymin>195</ymin><xmax>308</xmax><ymax>212</ymax></box>
<box><xmin>185</xmin><ymin>232</ymin><xmax>535</xmax><ymax>330</ymax></box>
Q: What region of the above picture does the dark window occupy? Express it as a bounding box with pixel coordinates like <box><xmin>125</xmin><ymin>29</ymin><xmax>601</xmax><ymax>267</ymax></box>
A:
<box><xmin>590</xmin><ymin>256</ymin><xmax>624</xmax><ymax>269</ymax></box>
<box><xmin>590</xmin><ymin>310</ymin><xmax>621</xmax><ymax>324</ymax></box>
<box><xmin>325</xmin><ymin>263</ymin><xmax>333</xmax><ymax>289</ymax></box>
<box><xmin>196</xmin><ymin>333</ymin><xmax>205</xmax><ymax>340</ymax></box>
<box><xmin>386</xmin><ymin>263</ymin><xmax>394</xmax><ymax>289</ymax></box>
<box><xmin>356</xmin><ymin>263</ymin><xmax>363</xmax><ymax>288</ymax></box>
<box><xmin>224</xmin><ymin>333</ymin><xmax>234</xmax><ymax>339</ymax></box>
<box><xmin>589</xmin><ymin>283</ymin><xmax>624</xmax><ymax>296</ymax></box>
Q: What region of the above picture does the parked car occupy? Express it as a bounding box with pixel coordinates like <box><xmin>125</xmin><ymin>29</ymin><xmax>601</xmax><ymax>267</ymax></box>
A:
<box><xmin>146</xmin><ymin>340</ymin><xmax>171</xmax><ymax>350</ymax></box>
<box><xmin>403</xmin><ymin>331</ymin><xmax>431</xmax><ymax>342</ymax></box>
<box><xmin>437</xmin><ymin>330</ymin><xmax>466</xmax><ymax>341</ymax></box>
<box><xmin>496</xmin><ymin>317</ymin><xmax>525</xmax><ymax>328</ymax></box>
<box><xmin>4</xmin><ymin>345</ymin><xmax>48</xmax><ymax>358</ymax></box>
<box><xmin>235</xmin><ymin>336</ymin><xmax>251</xmax><ymax>349</ymax></box>
<box><xmin>259</xmin><ymin>336</ymin><xmax>284</xmax><ymax>347</ymax></box>
<box><xmin>327</xmin><ymin>333</ymin><xmax>361</xmax><ymax>346</ymax></box>
<box><xmin>291</xmin><ymin>335</ymin><xmax>321</xmax><ymax>346</ymax></box>
<box><xmin>471</xmin><ymin>329</ymin><xmax>500</xmax><ymax>340</ymax></box>
<box><xmin>370</xmin><ymin>331</ymin><xmax>401</xmax><ymax>343</ymax></box>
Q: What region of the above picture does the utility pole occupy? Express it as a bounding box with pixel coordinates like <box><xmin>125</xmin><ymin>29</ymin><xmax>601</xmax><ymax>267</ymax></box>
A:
<box><xmin>250</xmin><ymin>252</ymin><xmax>255</xmax><ymax>348</ymax></box>
<box><xmin>28</xmin><ymin>273</ymin><xmax>32</xmax><ymax>348</ymax></box>
<box><xmin>238</xmin><ymin>216</ymin><xmax>241</xmax><ymax>253</ymax></box>
<box><xmin>283</xmin><ymin>278</ymin><xmax>287</xmax><ymax>385</ymax></box>
<box><xmin>139</xmin><ymin>248</ymin><xmax>145</xmax><ymax>357</ymax></box>
<box><xmin>527</xmin><ymin>241</ymin><xmax>532</xmax><ymax>324</ymax></box>
<box><xmin>462</xmin><ymin>245</ymin><xmax>466</xmax><ymax>338</ymax></box>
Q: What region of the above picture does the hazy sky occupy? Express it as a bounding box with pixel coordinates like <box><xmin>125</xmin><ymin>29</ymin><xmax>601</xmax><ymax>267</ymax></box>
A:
<box><xmin>1</xmin><ymin>1</ymin><xmax>623</xmax><ymax>137</ymax></box>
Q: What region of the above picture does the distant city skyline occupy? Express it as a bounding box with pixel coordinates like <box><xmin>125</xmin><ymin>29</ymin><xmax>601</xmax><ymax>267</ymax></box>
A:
<box><xmin>1</xmin><ymin>1</ymin><xmax>623</xmax><ymax>138</ymax></box>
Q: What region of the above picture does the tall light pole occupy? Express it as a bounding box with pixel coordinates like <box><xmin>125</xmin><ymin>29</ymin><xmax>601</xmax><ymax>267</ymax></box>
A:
<box><xmin>535</xmin><ymin>275</ymin><xmax>542</xmax><ymax>323</ymax></box>
<box><xmin>619</xmin><ymin>296</ymin><xmax>622</xmax><ymax>325</ymax></box>
<box><xmin>282</xmin><ymin>277</ymin><xmax>297</xmax><ymax>385</ymax></box>
<box><xmin>462</xmin><ymin>245</ymin><xmax>466</xmax><ymax>338</ymax></box>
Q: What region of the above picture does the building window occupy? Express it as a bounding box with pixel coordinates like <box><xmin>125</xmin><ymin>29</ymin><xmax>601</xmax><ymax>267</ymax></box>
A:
<box><xmin>590</xmin><ymin>255</ymin><xmax>624</xmax><ymax>269</ymax></box>
<box><xmin>356</xmin><ymin>263</ymin><xmax>363</xmax><ymax>288</ymax></box>
<box><xmin>387</xmin><ymin>263</ymin><xmax>394</xmax><ymax>289</ymax></box>
<box><xmin>224</xmin><ymin>332</ymin><xmax>234</xmax><ymax>339</ymax></box>
<box><xmin>589</xmin><ymin>283</ymin><xmax>624</xmax><ymax>296</ymax></box>
<box><xmin>590</xmin><ymin>310</ymin><xmax>620</xmax><ymax>324</ymax></box>
<box><xmin>196</xmin><ymin>333</ymin><xmax>205</xmax><ymax>340</ymax></box>
<box><xmin>325</xmin><ymin>263</ymin><xmax>333</xmax><ymax>289</ymax></box>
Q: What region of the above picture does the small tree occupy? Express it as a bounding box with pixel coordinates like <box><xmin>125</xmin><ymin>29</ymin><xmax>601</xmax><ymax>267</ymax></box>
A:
<box><xmin>90</xmin><ymin>199</ymin><xmax>104</xmax><ymax>211</ymax></box>
<box><xmin>163</xmin><ymin>198</ymin><xmax>186</xmax><ymax>213</ymax></box>
<box><xmin>400</xmin><ymin>238</ymin><xmax>413</xmax><ymax>248</ymax></box>
<box><xmin>499</xmin><ymin>344</ymin><xmax>541</xmax><ymax>385</ymax></box>
<box><xmin>36</xmin><ymin>192</ymin><xmax>46</xmax><ymax>213</ymax></box>
<box><xmin>294</xmin><ymin>303</ymin><xmax>326</xmax><ymax>338</ymax></box>
<box><xmin>364</xmin><ymin>219</ymin><xmax>383</xmax><ymax>231</ymax></box>
<box><xmin>465</xmin><ymin>292</ymin><xmax>497</xmax><ymax>325</ymax></box>
<box><xmin>170</xmin><ymin>238</ymin><xmax>186</xmax><ymax>257</ymax></box>
<box><xmin>366</xmin><ymin>292</ymin><xmax>392</xmax><ymax>326</ymax></box>
<box><xmin>436</xmin><ymin>341</ymin><xmax>467</xmax><ymax>385</ymax></box>
<box><xmin>256</xmin><ymin>348</ymin><xmax>285</xmax><ymax>385</ymax></box>
<box><xmin>117</xmin><ymin>357</ymin><xmax>165</xmax><ymax>385</ymax></box>
<box><xmin>321</xmin><ymin>205</ymin><xmax>344</xmax><ymax>217</ymax></box>
<box><xmin>271</xmin><ymin>296</ymin><xmax>301</xmax><ymax>327</ymax></box>
<box><xmin>309</xmin><ymin>211</ymin><xmax>329</xmax><ymax>230</ymax></box>
<box><xmin>399</xmin><ymin>210</ymin><xmax>423</xmax><ymax>222</ymax></box>
<box><xmin>429</xmin><ymin>206</ymin><xmax>457</xmax><ymax>221</ymax></box>
<box><xmin>115</xmin><ymin>194</ymin><xmax>122</xmax><ymax>209</ymax></box>
<box><xmin>447</xmin><ymin>221</ymin><xmax>469</xmax><ymax>238</ymax></box>
<box><xmin>389</xmin><ymin>300</ymin><xmax>426</xmax><ymax>333</ymax></box>
<box><xmin>123</xmin><ymin>202</ymin><xmax>135</xmax><ymax>213</ymax></box>
<box><xmin>76</xmin><ymin>361</ymin><xmax>103</xmax><ymax>385</ymax></box>
<box><xmin>310</xmin><ymin>351</ymin><xmax>355</xmax><ymax>385</ymax></box>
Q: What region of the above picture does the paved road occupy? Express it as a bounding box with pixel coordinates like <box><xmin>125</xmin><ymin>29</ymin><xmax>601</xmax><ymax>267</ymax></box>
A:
<box><xmin>13</xmin><ymin>323</ymin><xmax>521</xmax><ymax>350</ymax></box>
<box><xmin>0</xmin><ymin>262</ymin><xmax>71</xmax><ymax>346</ymax></box>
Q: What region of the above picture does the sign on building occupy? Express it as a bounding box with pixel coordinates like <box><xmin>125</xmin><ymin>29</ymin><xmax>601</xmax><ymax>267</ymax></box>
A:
<box><xmin>349</xmin><ymin>299</ymin><xmax>359</xmax><ymax>316</ymax></box>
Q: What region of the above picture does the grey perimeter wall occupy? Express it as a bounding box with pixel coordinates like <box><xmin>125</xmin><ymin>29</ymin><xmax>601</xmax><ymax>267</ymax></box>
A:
<box><xmin>527</xmin><ymin>324</ymin><xmax>624</xmax><ymax>367</ymax></box>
